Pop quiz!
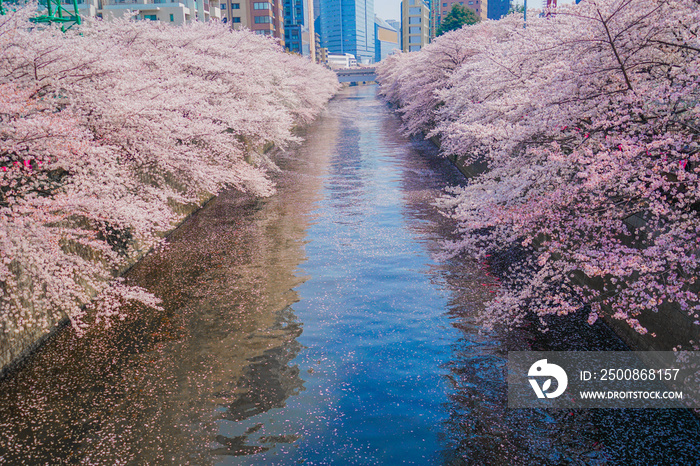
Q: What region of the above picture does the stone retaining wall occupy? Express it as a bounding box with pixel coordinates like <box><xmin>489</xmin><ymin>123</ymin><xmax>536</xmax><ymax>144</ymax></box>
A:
<box><xmin>438</xmin><ymin>137</ymin><xmax>700</xmax><ymax>352</ymax></box>
<box><xmin>0</xmin><ymin>194</ymin><xmax>215</xmax><ymax>379</ymax></box>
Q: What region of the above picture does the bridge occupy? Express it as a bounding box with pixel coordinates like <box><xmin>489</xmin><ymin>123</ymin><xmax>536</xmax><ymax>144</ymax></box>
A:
<box><xmin>336</xmin><ymin>67</ymin><xmax>377</xmax><ymax>84</ymax></box>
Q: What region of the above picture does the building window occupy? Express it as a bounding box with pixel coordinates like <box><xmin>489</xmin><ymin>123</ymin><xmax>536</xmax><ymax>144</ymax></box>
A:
<box><xmin>408</xmin><ymin>6</ymin><xmax>421</xmax><ymax>14</ymax></box>
<box><xmin>221</xmin><ymin>2</ymin><xmax>225</xmax><ymax>7</ymax></box>
<box><xmin>408</xmin><ymin>26</ymin><xmax>421</xmax><ymax>34</ymax></box>
<box><xmin>408</xmin><ymin>35</ymin><xmax>421</xmax><ymax>43</ymax></box>
<box><xmin>408</xmin><ymin>16</ymin><xmax>421</xmax><ymax>24</ymax></box>
<box><xmin>232</xmin><ymin>16</ymin><xmax>241</xmax><ymax>22</ymax></box>
<box><xmin>253</xmin><ymin>2</ymin><xmax>269</xmax><ymax>9</ymax></box>
<box><xmin>231</xmin><ymin>2</ymin><xmax>240</xmax><ymax>8</ymax></box>
<box><xmin>143</xmin><ymin>14</ymin><xmax>157</xmax><ymax>20</ymax></box>
<box><xmin>169</xmin><ymin>13</ymin><xmax>174</xmax><ymax>20</ymax></box>
<box><xmin>254</xmin><ymin>15</ymin><xmax>271</xmax><ymax>23</ymax></box>
<box><xmin>468</xmin><ymin>1</ymin><xmax>473</xmax><ymax>3</ymax></box>
<box><xmin>442</xmin><ymin>2</ymin><xmax>446</xmax><ymax>5</ymax></box>
<box><xmin>409</xmin><ymin>45</ymin><xmax>421</xmax><ymax>52</ymax></box>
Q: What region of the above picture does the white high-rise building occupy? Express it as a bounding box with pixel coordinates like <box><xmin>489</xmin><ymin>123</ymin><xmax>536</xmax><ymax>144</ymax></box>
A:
<box><xmin>70</xmin><ymin>0</ymin><xmax>222</xmax><ymax>25</ymax></box>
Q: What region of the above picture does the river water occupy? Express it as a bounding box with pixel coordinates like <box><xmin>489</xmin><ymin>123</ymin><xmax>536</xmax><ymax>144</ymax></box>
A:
<box><xmin>0</xmin><ymin>86</ymin><xmax>698</xmax><ymax>465</ymax></box>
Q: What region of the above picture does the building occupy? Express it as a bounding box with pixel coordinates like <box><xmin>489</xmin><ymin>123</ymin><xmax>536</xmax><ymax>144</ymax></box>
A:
<box><xmin>221</xmin><ymin>0</ymin><xmax>285</xmax><ymax>44</ymax></box>
<box><xmin>220</xmin><ymin>0</ymin><xmax>245</xmax><ymax>26</ymax></box>
<box><xmin>374</xmin><ymin>16</ymin><xmax>400</xmax><ymax>62</ymax></box>
<box><xmin>486</xmin><ymin>0</ymin><xmax>509</xmax><ymax>19</ymax></box>
<box><xmin>284</xmin><ymin>0</ymin><xmax>315</xmax><ymax>57</ymax></box>
<box><xmin>284</xmin><ymin>0</ymin><xmax>305</xmax><ymax>55</ymax></box>
<box><xmin>74</xmin><ymin>0</ymin><xmax>100</xmax><ymax>20</ymax></box>
<box><xmin>317</xmin><ymin>46</ymin><xmax>329</xmax><ymax>65</ymax></box>
<box><xmin>327</xmin><ymin>53</ymin><xmax>357</xmax><ymax>69</ymax></box>
<box><xmin>313</xmin><ymin>30</ymin><xmax>322</xmax><ymax>62</ymax></box>
<box><xmin>98</xmin><ymin>0</ymin><xmax>221</xmax><ymax>23</ymax></box>
<box><xmin>313</xmin><ymin>0</ymin><xmax>322</xmax><ymax>50</ymax></box>
<box><xmin>385</xmin><ymin>18</ymin><xmax>402</xmax><ymax>49</ymax></box>
<box><xmin>401</xmin><ymin>0</ymin><xmax>429</xmax><ymax>52</ymax></box>
<box><xmin>319</xmin><ymin>0</ymin><xmax>375</xmax><ymax>64</ymax></box>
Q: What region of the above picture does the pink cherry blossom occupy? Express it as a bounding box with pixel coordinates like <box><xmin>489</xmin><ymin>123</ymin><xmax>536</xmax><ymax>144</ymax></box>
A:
<box><xmin>1</xmin><ymin>8</ymin><xmax>338</xmax><ymax>337</ymax></box>
<box><xmin>378</xmin><ymin>0</ymin><xmax>700</xmax><ymax>337</ymax></box>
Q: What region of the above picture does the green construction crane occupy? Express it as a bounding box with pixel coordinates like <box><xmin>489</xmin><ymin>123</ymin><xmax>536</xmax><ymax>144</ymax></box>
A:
<box><xmin>0</xmin><ymin>0</ymin><xmax>81</xmax><ymax>31</ymax></box>
<box><xmin>31</xmin><ymin>0</ymin><xmax>82</xmax><ymax>30</ymax></box>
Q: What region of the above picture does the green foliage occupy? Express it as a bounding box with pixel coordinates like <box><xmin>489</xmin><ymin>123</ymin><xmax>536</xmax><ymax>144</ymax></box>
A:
<box><xmin>508</xmin><ymin>2</ymin><xmax>525</xmax><ymax>14</ymax></box>
<box><xmin>437</xmin><ymin>4</ymin><xmax>480</xmax><ymax>36</ymax></box>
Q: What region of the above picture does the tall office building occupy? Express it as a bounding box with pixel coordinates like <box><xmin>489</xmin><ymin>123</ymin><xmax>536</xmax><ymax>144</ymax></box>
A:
<box><xmin>401</xmin><ymin>0</ymin><xmax>430</xmax><ymax>52</ymax></box>
<box><xmin>319</xmin><ymin>0</ymin><xmax>375</xmax><ymax>64</ymax></box>
<box><xmin>313</xmin><ymin>0</ymin><xmax>321</xmax><ymax>21</ymax></box>
<box><xmin>374</xmin><ymin>16</ymin><xmax>400</xmax><ymax>62</ymax></box>
<box><xmin>385</xmin><ymin>19</ymin><xmax>402</xmax><ymax>49</ymax></box>
<box><xmin>284</xmin><ymin>0</ymin><xmax>303</xmax><ymax>54</ymax></box>
<box><xmin>221</xmin><ymin>0</ymin><xmax>285</xmax><ymax>44</ymax></box>
<box><xmin>313</xmin><ymin>0</ymin><xmax>323</xmax><ymax>58</ymax></box>
<box><xmin>487</xmin><ymin>0</ymin><xmax>509</xmax><ymax>19</ymax></box>
<box><xmin>284</xmin><ymin>0</ymin><xmax>315</xmax><ymax>57</ymax></box>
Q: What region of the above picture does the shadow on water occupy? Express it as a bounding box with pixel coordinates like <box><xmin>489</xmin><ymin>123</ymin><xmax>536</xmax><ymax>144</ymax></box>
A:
<box><xmin>434</xmin><ymin>234</ymin><xmax>700</xmax><ymax>464</ymax></box>
<box><xmin>0</xmin><ymin>85</ymin><xmax>698</xmax><ymax>465</ymax></box>
<box><xmin>0</xmin><ymin>112</ymin><xmax>333</xmax><ymax>463</ymax></box>
<box><xmin>374</xmin><ymin>85</ymin><xmax>700</xmax><ymax>465</ymax></box>
<box><xmin>212</xmin><ymin>307</ymin><xmax>304</xmax><ymax>456</ymax></box>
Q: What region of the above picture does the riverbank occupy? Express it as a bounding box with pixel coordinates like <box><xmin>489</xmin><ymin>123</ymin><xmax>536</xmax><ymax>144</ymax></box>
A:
<box><xmin>434</xmin><ymin>135</ymin><xmax>700</xmax><ymax>353</ymax></box>
<box><xmin>1</xmin><ymin>85</ymin><xmax>699</xmax><ymax>465</ymax></box>
<box><xmin>0</xmin><ymin>192</ymin><xmax>216</xmax><ymax>380</ymax></box>
<box><xmin>376</xmin><ymin>1</ymin><xmax>700</xmax><ymax>351</ymax></box>
<box><xmin>0</xmin><ymin>11</ymin><xmax>339</xmax><ymax>375</ymax></box>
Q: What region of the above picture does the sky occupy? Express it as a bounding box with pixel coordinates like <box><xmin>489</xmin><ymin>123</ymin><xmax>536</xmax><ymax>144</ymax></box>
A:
<box><xmin>374</xmin><ymin>0</ymin><xmax>402</xmax><ymax>22</ymax></box>
<box><xmin>373</xmin><ymin>0</ymin><xmax>577</xmax><ymax>22</ymax></box>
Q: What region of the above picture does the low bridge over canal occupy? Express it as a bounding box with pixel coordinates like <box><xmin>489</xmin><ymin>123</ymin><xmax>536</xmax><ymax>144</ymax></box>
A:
<box><xmin>336</xmin><ymin>67</ymin><xmax>377</xmax><ymax>84</ymax></box>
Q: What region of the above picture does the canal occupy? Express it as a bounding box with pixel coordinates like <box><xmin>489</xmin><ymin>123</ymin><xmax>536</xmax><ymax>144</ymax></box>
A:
<box><xmin>0</xmin><ymin>85</ymin><xmax>699</xmax><ymax>465</ymax></box>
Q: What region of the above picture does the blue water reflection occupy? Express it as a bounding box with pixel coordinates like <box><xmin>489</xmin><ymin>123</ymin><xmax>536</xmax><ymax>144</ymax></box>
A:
<box><xmin>1</xmin><ymin>85</ymin><xmax>698</xmax><ymax>466</ymax></box>
<box><xmin>216</xmin><ymin>85</ymin><xmax>700</xmax><ymax>466</ymax></box>
<box><xmin>217</xmin><ymin>86</ymin><xmax>461</xmax><ymax>465</ymax></box>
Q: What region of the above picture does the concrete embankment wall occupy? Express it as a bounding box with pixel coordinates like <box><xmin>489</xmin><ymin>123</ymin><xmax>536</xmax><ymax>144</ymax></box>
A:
<box><xmin>438</xmin><ymin>138</ymin><xmax>700</xmax><ymax>352</ymax></box>
<box><xmin>0</xmin><ymin>193</ymin><xmax>215</xmax><ymax>379</ymax></box>
<box><xmin>0</xmin><ymin>119</ymin><xmax>320</xmax><ymax>379</ymax></box>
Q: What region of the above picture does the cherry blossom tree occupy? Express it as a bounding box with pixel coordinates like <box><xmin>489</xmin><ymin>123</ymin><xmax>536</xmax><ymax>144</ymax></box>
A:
<box><xmin>0</xmin><ymin>8</ymin><xmax>339</xmax><ymax>337</ymax></box>
<box><xmin>378</xmin><ymin>0</ymin><xmax>700</xmax><ymax>337</ymax></box>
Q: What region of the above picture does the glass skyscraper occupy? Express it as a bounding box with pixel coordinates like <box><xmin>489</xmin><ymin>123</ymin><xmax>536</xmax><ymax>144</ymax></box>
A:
<box><xmin>320</xmin><ymin>0</ymin><xmax>375</xmax><ymax>64</ymax></box>
<box><xmin>284</xmin><ymin>0</ymin><xmax>306</xmax><ymax>54</ymax></box>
